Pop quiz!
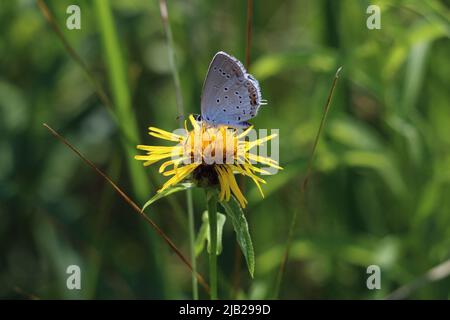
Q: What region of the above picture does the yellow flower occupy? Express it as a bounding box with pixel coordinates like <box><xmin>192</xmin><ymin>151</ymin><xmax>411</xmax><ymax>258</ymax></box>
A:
<box><xmin>135</xmin><ymin>115</ymin><xmax>281</xmax><ymax>208</ymax></box>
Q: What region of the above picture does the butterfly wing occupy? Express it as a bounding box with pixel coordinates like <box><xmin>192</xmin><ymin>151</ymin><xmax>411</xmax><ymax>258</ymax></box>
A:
<box><xmin>200</xmin><ymin>51</ymin><xmax>264</xmax><ymax>127</ymax></box>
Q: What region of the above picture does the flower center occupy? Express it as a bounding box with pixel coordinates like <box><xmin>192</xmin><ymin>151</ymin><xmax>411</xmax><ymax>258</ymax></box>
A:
<box><xmin>192</xmin><ymin>164</ymin><xmax>219</xmax><ymax>188</ymax></box>
<box><xmin>184</xmin><ymin>126</ymin><xmax>238</xmax><ymax>165</ymax></box>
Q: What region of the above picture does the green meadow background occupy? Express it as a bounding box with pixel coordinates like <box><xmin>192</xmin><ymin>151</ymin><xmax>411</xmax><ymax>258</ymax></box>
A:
<box><xmin>1</xmin><ymin>0</ymin><xmax>449</xmax><ymax>299</ymax></box>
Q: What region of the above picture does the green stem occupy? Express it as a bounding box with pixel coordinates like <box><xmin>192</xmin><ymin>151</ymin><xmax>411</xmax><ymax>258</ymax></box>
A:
<box><xmin>206</xmin><ymin>190</ymin><xmax>218</xmax><ymax>300</ymax></box>
<box><xmin>158</xmin><ymin>0</ymin><xmax>198</xmax><ymax>299</ymax></box>
<box><xmin>186</xmin><ymin>188</ymin><xmax>198</xmax><ymax>299</ymax></box>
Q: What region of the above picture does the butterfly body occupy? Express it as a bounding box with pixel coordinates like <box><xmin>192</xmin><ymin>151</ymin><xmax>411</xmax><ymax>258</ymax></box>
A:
<box><xmin>200</xmin><ymin>51</ymin><xmax>265</xmax><ymax>128</ymax></box>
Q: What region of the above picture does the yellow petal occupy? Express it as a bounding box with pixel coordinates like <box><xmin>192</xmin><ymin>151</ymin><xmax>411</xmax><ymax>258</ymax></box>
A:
<box><xmin>216</xmin><ymin>167</ymin><xmax>227</xmax><ymax>202</ymax></box>
<box><xmin>237</xmin><ymin>125</ymin><xmax>254</xmax><ymax>139</ymax></box>
<box><xmin>216</xmin><ymin>166</ymin><xmax>231</xmax><ymax>201</ymax></box>
<box><xmin>149</xmin><ymin>132</ymin><xmax>182</xmax><ymax>142</ymax></box>
<box><xmin>223</xmin><ymin>166</ymin><xmax>247</xmax><ymax>208</ymax></box>
<box><xmin>149</xmin><ymin>126</ymin><xmax>184</xmax><ymax>139</ymax></box>
<box><xmin>134</xmin><ymin>153</ymin><xmax>173</xmax><ymax>163</ymax></box>
<box><xmin>247</xmin><ymin>153</ymin><xmax>282</xmax><ymax>170</ymax></box>
<box><xmin>189</xmin><ymin>114</ymin><xmax>200</xmax><ymax>130</ymax></box>
<box><xmin>246</xmin><ymin>133</ymin><xmax>277</xmax><ymax>151</ymax></box>
<box><xmin>232</xmin><ymin>164</ymin><xmax>266</xmax><ymax>198</ymax></box>
<box><xmin>158</xmin><ymin>157</ymin><xmax>187</xmax><ymax>173</ymax></box>
<box><xmin>157</xmin><ymin>163</ymin><xmax>198</xmax><ymax>193</ymax></box>
<box><xmin>137</xmin><ymin>145</ymin><xmax>183</xmax><ymax>154</ymax></box>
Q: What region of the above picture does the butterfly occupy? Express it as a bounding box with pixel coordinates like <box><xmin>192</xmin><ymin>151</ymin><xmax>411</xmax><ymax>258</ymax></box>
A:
<box><xmin>199</xmin><ymin>51</ymin><xmax>266</xmax><ymax>128</ymax></box>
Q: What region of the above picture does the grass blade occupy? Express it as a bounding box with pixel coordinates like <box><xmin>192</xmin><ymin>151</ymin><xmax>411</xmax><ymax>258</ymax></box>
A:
<box><xmin>158</xmin><ymin>0</ymin><xmax>198</xmax><ymax>300</ymax></box>
<box><xmin>94</xmin><ymin>0</ymin><xmax>152</xmax><ymax>201</ymax></box>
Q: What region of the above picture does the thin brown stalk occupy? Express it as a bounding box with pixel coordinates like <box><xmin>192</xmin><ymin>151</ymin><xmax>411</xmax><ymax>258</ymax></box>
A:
<box><xmin>233</xmin><ymin>0</ymin><xmax>254</xmax><ymax>298</ymax></box>
<box><xmin>245</xmin><ymin>0</ymin><xmax>254</xmax><ymax>69</ymax></box>
<box><xmin>302</xmin><ymin>67</ymin><xmax>342</xmax><ymax>192</ymax></box>
<box><xmin>273</xmin><ymin>67</ymin><xmax>342</xmax><ymax>298</ymax></box>
<box><xmin>386</xmin><ymin>259</ymin><xmax>450</xmax><ymax>300</ymax></box>
<box><xmin>13</xmin><ymin>286</ymin><xmax>40</xmax><ymax>300</ymax></box>
<box><xmin>36</xmin><ymin>0</ymin><xmax>112</xmax><ymax>111</ymax></box>
<box><xmin>158</xmin><ymin>0</ymin><xmax>199</xmax><ymax>300</ymax></box>
<box><xmin>43</xmin><ymin>123</ymin><xmax>210</xmax><ymax>294</ymax></box>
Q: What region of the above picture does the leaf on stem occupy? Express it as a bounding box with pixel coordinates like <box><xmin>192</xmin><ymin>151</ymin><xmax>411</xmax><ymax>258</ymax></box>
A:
<box><xmin>142</xmin><ymin>183</ymin><xmax>194</xmax><ymax>212</ymax></box>
<box><xmin>220</xmin><ymin>196</ymin><xmax>255</xmax><ymax>278</ymax></box>
<box><xmin>195</xmin><ymin>211</ymin><xmax>226</xmax><ymax>256</ymax></box>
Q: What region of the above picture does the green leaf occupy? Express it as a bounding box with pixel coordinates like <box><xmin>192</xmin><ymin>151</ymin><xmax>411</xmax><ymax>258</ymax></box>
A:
<box><xmin>194</xmin><ymin>213</ymin><xmax>209</xmax><ymax>256</ymax></box>
<box><xmin>220</xmin><ymin>196</ymin><xmax>255</xmax><ymax>278</ymax></box>
<box><xmin>342</xmin><ymin>151</ymin><xmax>405</xmax><ymax>197</ymax></box>
<box><xmin>142</xmin><ymin>183</ymin><xmax>194</xmax><ymax>212</ymax></box>
<box><xmin>328</xmin><ymin>116</ymin><xmax>383</xmax><ymax>151</ymax></box>
<box><xmin>195</xmin><ymin>211</ymin><xmax>226</xmax><ymax>256</ymax></box>
<box><xmin>95</xmin><ymin>0</ymin><xmax>152</xmax><ymax>202</ymax></box>
<box><xmin>251</xmin><ymin>50</ymin><xmax>337</xmax><ymax>81</ymax></box>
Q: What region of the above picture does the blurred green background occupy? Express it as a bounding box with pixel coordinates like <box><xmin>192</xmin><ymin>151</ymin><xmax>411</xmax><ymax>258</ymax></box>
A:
<box><xmin>1</xmin><ymin>0</ymin><xmax>449</xmax><ymax>299</ymax></box>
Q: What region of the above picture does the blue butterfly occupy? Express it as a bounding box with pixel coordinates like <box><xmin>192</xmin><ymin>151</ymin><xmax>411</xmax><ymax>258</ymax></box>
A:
<box><xmin>199</xmin><ymin>51</ymin><xmax>266</xmax><ymax>128</ymax></box>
